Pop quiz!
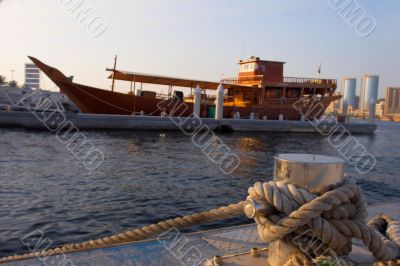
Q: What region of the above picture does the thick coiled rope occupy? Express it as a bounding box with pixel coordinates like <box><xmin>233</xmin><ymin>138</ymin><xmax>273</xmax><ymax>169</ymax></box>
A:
<box><xmin>0</xmin><ymin>202</ymin><xmax>244</xmax><ymax>263</ymax></box>
<box><xmin>247</xmin><ymin>177</ymin><xmax>400</xmax><ymax>264</ymax></box>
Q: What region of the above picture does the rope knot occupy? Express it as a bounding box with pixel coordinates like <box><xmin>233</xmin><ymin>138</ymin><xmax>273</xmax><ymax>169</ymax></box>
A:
<box><xmin>247</xmin><ymin>177</ymin><xmax>400</xmax><ymax>263</ymax></box>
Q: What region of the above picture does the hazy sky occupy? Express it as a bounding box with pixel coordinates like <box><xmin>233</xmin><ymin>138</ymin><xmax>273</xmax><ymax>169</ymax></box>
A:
<box><xmin>1</xmin><ymin>0</ymin><xmax>399</xmax><ymax>98</ymax></box>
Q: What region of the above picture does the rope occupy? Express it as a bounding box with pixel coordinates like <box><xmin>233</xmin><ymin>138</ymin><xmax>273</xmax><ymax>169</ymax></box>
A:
<box><xmin>247</xmin><ymin>177</ymin><xmax>400</xmax><ymax>264</ymax></box>
<box><xmin>1</xmin><ymin>176</ymin><xmax>400</xmax><ymax>265</ymax></box>
<box><xmin>0</xmin><ymin>202</ymin><xmax>244</xmax><ymax>263</ymax></box>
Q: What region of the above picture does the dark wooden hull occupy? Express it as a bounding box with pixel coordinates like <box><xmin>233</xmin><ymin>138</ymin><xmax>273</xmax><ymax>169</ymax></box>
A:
<box><xmin>29</xmin><ymin>56</ymin><xmax>339</xmax><ymax>120</ymax></box>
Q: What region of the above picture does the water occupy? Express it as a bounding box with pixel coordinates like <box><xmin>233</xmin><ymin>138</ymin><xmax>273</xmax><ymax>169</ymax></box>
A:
<box><xmin>0</xmin><ymin>121</ymin><xmax>400</xmax><ymax>257</ymax></box>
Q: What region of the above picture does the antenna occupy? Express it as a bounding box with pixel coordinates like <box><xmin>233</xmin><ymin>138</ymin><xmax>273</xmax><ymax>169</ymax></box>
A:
<box><xmin>111</xmin><ymin>55</ymin><xmax>117</xmax><ymax>92</ymax></box>
<box><xmin>317</xmin><ymin>62</ymin><xmax>322</xmax><ymax>80</ymax></box>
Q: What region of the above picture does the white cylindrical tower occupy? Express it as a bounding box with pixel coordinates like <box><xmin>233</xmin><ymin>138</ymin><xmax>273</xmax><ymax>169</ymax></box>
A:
<box><xmin>193</xmin><ymin>85</ymin><xmax>202</xmax><ymax>117</ymax></box>
<box><xmin>361</xmin><ymin>75</ymin><xmax>379</xmax><ymax>110</ymax></box>
<box><xmin>342</xmin><ymin>78</ymin><xmax>356</xmax><ymax>109</ymax></box>
<box><xmin>215</xmin><ymin>83</ymin><xmax>224</xmax><ymax>120</ymax></box>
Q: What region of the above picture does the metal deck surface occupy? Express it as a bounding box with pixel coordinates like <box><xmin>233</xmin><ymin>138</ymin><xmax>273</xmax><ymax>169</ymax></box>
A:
<box><xmin>2</xmin><ymin>201</ymin><xmax>400</xmax><ymax>265</ymax></box>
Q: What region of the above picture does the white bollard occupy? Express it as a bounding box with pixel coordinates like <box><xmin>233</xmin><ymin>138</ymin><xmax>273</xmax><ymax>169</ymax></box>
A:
<box><xmin>235</xmin><ymin>112</ymin><xmax>240</xmax><ymax>119</ymax></box>
<box><xmin>273</xmin><ymin>154</ymin><xmax>345</xmax><ymax>266</ymax></box>
<box><xmin>140</xmin><ymin>110</ymin><xmax>144</xmax><ymax>116</ymax></box>
<box><xmin>342</xmin><ymin>99</ymin><xmax>349</xmax><ymax>124</ymax></box>
<box><xmin>263</xmin><ymin>115</ymin><xmax>267</xmax><ymax>120</ymax></box>
<box><xmin>244</xmin><ymin>154</ymin><xmax>345</xmax><ymax>266</ymax></box>
<box><xmin>368</xmin><ymin>98</ymin><xmax>376</xmax><ymax>124</ymax></box>
<box><xmin>193</xmin><ymin>85</ymin><xmax>201</xmax><ymax>117</ymax></box>
<box><xmin>279</xmin><ymin>114</ymin><xmax>284</xmax><ymax>121</ymax></box>
<box><xmin>136</xmin><ymin>88</ymin><xmax>142</xmax><ymax>97</ymax></box>
<box><xmin>215</xmin><ymin>83</ymin><xmax>224</xmax><ymax>120</ymax></box>
<box><xmin>342</xmin><ymin>99</ymin><xmax>348</xmax><ymax>116</ymax></box>
<box><xmin>300</xmin><ymin>115</ymin><xmax>305</xmax><ymax>121</ymax></box>
<box><xmin>249</xmin><ymin>112</ymin><xmax>255</xmax><ymax>120</ymax></box>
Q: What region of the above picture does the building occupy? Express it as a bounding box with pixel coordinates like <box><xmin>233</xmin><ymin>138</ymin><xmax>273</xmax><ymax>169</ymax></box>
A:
<box><xmin>24</xmin><ymin>63</ymin><xmax>41</xmax><ymax>89</ymax></box>
<box><xmin>376</xmin><ymin>99</ymin><xmax>385</xmax><ymax>118</ymax></box>
<box><xmin>385</xmin><ymin>87</ymin><xmax>400</xmax><ymax>115</ymax></box>
<box><xmin>359</xmin><ymin>75</ymin><xmax>379</xmax><ymax>111</ymax></box>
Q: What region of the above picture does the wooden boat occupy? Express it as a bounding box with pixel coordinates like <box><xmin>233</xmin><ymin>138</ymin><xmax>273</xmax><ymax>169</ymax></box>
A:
<box><xmin>393</xmin><ymin>116</ymin><xmax>400</xmax><ymax>122</ymax></box>
<box><xmin>28</xmin><ymin>56</ymin><xmax>341</xmax><ymax>120</ymax></box>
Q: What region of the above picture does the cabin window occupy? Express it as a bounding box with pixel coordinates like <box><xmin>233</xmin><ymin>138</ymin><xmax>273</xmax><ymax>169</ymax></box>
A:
<box><xmin>265</xmin><ymin>88</ymin><xmax>282</xmax><ymax>98</ymax></box>
<box><xmin>226</xmin><ymin>90</ymin><xmax>234</xmax><ymax>101</ymax></box>
<box><xmin>243</xmin><ymin>91</ymin><xmax>252</xmax><ymax>102</ymax></box>
<box><xmin>286</xmin><ymin>88</ymin><xmax>301</xmax><ymax>98</ymax></box>
<box><xmin>240</xmin><ymin>63</ymin><xmax>256</xmax><ymax>72</ymax></box>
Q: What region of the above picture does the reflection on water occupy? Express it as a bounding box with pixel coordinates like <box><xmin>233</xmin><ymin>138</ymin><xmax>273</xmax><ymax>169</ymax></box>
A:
<box><xmin>237</xmin><ymin>136</ymin><xmax>263</xmax><ymax>151</ymax></box>
<box><xmin>0</xmin><ymin>121</ymin><xmax>399</xmax><ymax>257</ymax></box>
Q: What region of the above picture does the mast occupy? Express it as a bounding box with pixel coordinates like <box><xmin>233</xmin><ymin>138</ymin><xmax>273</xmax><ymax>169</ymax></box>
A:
<box><xmin>111</xmin><ymin>55</ymin><xmax>117</xmax><ymax>92</ymax></box>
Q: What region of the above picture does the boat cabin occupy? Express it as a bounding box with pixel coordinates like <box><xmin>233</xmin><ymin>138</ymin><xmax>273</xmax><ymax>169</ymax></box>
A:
<box><xmin>221</xmin><ymin>56</ymin><xmax>337</xmax><ymax>108</ymax></box>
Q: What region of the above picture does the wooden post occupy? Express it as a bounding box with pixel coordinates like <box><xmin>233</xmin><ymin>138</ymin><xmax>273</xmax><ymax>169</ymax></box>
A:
<box><xmin>168</xmin><ymin>85</ymin><xmax>172</xmax><ymax>98</ymax></box>
<box><xmin>130</xmin><ymin>81</ymin><xmax>133</xmax><ymax>94</ymax></box>
<box><xmin>133</xmin><ymin>75</ymin><xmax>136</xmax><ymax>94</ymax></box>
<box><xmin>111</xmin><ymin>55</ymin><xmax>117</xmax><ymax>92</ymax></box>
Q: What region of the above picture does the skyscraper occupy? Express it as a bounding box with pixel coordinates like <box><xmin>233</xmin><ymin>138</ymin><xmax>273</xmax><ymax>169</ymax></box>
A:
<box><xmin>385</xmin><ymin>87</ymin><xmax>400</xmax><ymax>115</ymax></box>
<box><xmin>24</xmin><ymin>63</ymin><xmax>40</xmax><ymax>89</ymax></box>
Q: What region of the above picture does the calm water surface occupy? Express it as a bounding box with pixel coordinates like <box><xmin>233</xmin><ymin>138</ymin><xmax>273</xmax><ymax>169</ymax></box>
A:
<box><xmin>0</xmin><ymin>121</ymin><xmax>400</xmax><ymax>257</ymax></box>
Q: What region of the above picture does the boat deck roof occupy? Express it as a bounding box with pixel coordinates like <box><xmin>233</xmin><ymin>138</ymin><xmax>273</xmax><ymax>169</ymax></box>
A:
<box><xmin>107</xmin><ymin>69</ymin><xmax>258</xmax><ymax>90</ymax></box>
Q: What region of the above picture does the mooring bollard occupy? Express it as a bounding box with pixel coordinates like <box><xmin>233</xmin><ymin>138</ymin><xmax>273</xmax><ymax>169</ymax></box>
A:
<box><xmin>368</xmin><ymin>98</ymin><xmax>376</xmax><ymax>124</ymax></box>
<box><xmin>342</xmin><ymin>99</ymin><xmax>349</xmax><ymax>123</ymax></box>
<box><xmin>244</xmin><ymin>154</ymin><xmax>345</xmax><ymax>266</ymax></box>
<box><xmin>215</xmin><ymin>83</ymin><xmax>224</xmax><ymax>120</ymax></box>
<box><xmin>270</xmin><ymin>154</ymin><xmax>345</xmax><ymax>265</ymax></box>
<box><xmin>249</xmin><ymin>112</ymin><xmax>255</xmax><ymax>120</ymax></box>
<box><xmin>193</xmin><ymin>85</ymin><xmax>201</xmax><ymax>117</ymax></box>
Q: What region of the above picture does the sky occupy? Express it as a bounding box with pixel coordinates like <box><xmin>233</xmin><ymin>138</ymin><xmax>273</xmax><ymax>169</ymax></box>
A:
<box><xmin>0</xmin><ymin>0</ymin><xmax>399</xmax><ymax>98</ymax></box>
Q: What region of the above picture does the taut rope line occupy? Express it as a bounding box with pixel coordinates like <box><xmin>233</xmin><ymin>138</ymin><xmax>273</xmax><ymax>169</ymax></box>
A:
<box><xmin>0</xmin><ymin>202</ymin><xmax>245</xmax><ymax>263</ymax></box>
